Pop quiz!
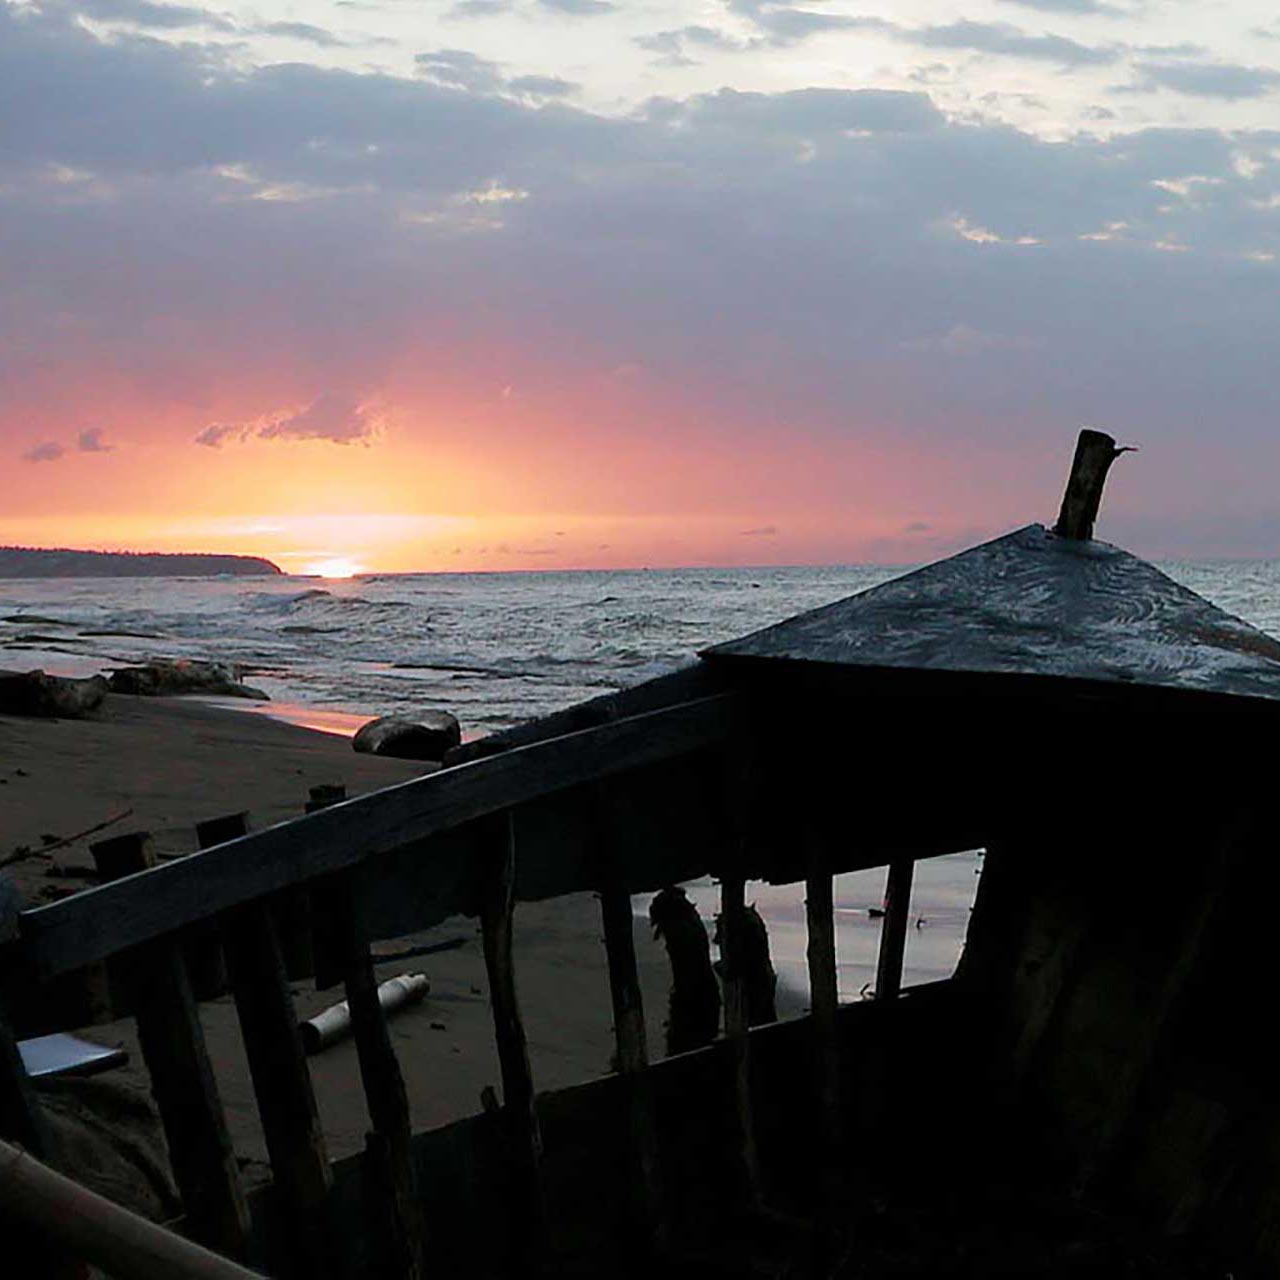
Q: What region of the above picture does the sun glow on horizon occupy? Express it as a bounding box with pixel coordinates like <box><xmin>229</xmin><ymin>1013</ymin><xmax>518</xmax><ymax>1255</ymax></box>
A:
<box><xmin>303</xmin><ymin>556</ymin><xmax>365</xmax><ymax>579</ymax></box>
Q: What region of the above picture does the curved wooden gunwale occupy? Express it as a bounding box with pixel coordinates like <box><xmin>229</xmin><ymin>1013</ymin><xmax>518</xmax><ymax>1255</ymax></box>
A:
<box><xmin>14</xmin><ymin>693</ymin><xmax>739</xmax><ymax>982</ymax></box>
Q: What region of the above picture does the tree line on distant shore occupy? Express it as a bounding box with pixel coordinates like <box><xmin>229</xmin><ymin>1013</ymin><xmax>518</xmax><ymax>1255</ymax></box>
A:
<box><xmin>0</xmin><ymin>547</ymin><xmax>281</xmax><ymax>578</ymax></box>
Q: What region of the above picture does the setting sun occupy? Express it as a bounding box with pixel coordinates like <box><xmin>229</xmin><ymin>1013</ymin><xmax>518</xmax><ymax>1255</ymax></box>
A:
<box><xmin>304</xmin><ymin>557</ymin><xmax>364</xmax><ymax>579</ymax></box>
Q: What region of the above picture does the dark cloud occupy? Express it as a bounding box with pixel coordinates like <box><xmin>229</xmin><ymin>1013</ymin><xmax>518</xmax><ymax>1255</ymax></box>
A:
<box><xmin>536</xmin><ymin>0</ymin><xmax>614</xmax><ymax>14</ymax></box>
<box><xmin>414</xmin><ymin>48</ymin><xmax>505</xmax><ymax>93</ymax></box>
<box><xmin>414</xmin><ymin>50</ymin><xmax>574</xmax><ymax>100</ymax></box>
<box><xmin>508</xmin><ymin>74</ymin><xmax>578</xmax><ymax>100</ymax></box>
<box><xmin>658</xmin><ymin>86</ymin><xmax>946</xmax><ymax>135</ymax></box>
<box><xmin>22</xmin><ymin>441</ymin><xmax>65</xmax><ymax>463</ymax></box>
<box><xmin>909</xmin><ymin>20</ymin><xmax>1119</xmax><ymax>66</ymax></box>
<box><xmin>447</xmin><ymin>0</ymin><xmax>514</xmax><ymax>14</ymax></box>
<box><xmin>68</xmin><ymin>0</ymin><xmax>235</xmax><ymax>32</ymax></box>
<box><xmin>196</xmin><ymin>394</ymin><xmax>381</xmax><ymax>447</ymax></box>
<box><xmin>258</xmin><ymin>393</ymin><xmax>380</xmax><ymax>444</ymax></box>
<box><xmin>258</xmin><ymin>21</ymin><xmax>350</xmax><ymax>48</ymax></box>
<box><xmin>716</xmin><ymin>5</ymin><xmax>1119</xmax><ymax>65</ymax></box>
<box><xmin>725</xmin><ymin>0</ymin><xmax>874</xmax><ymax>47</ymax></box>
<box><xmin>997</xmin><ymin>0</ymin><xmax>1121</xmax><ymax>14</ymax></box>
<box><xmin>739</xmin><ymin>525</ymin><xmax>779</xmax><ymax>536</ymax></box>
<box><xmin>1134</xmin><ymin>61</ymin><xmax>1280</xmax><ymax>101</ymax></box>
<box><xmin>77</xmin><ymin>427</ymin><xmax>113</xmax><ymax>451</ymax></box>
<box><xmin>636</xmin><ymin>25</ymin><xmax>745</xmax><ymax>66</ymax></box>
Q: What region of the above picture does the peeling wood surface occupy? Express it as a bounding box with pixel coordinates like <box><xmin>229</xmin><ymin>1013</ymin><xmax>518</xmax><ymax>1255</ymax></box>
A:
<box><xmin>705</xmin><ymin>524</ymin><xmax>1280</xmax><ymax>704</ymax></box>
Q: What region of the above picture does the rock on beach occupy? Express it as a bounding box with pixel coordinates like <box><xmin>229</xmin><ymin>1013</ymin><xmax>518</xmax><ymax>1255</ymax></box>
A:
<box><xmin>108</xmin><ymin>658</ymin><xmax>268</xmax><ymax>700</ymax></box>
<box><xmin>0</xmin><ymin>669</ymin><xmax>108</xmax><ymax>719</ymax></box>
<box><xmin>353</xmin><ymin>712</ymin><xmax>461</xmax><ymax>762</ymax></box>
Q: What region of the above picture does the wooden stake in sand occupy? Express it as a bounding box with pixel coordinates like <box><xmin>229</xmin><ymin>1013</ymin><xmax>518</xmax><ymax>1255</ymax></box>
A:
<box><xmin>805</xmin><ymin>834</ymin><xmax>842</xmax><ymax>1272</ymax></box>
<box><xmin>479</xmin><ymin>808</ymin><xmax>550</xmax><ymax>1269</ymax></box>
<box><xmin>874</xmin><ymin>858</ymin><xmax>914</xmax><ymax>1002</ymax></box>
<box><xmin>719</xmin><ymin>872</ymin><xmax>763</xmax><ymax>1212</ymax></box>
<box><xmin>211</xmin><ymin>813</ymin><xmax>333</xmax><ymax>1278</ymax></box>
<box><xmin>308</xmin><ymin>784</ymin><xmax>425</xmax><ymax>1280</ymax></box>
<box><xmin>0</xmin><ymin>877</ymin><xmax>51</xmax><ymax>1159</ymax></box>
<box><xmin>1053</xmin><ymin>428</ymin><xmax>1134</xmax><ymax>542</ymax></box>
<box><xmin>89</xmin><ymin>830</ymin><xmax>251</xmax><ymax>1261</ymax></box>
<box><xmin>592</xmin><ymin>782</ymin><xmax>667</xmax><ymax>1258</ymax></box>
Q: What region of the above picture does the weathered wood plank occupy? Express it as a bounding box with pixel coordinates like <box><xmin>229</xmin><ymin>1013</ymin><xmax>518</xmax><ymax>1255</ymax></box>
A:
<box><xmin>89</xmin><ymin>832</ymin><xmax>251</xmax><ymax>1259</ymax></box>
<box><xmin>719</xmin><ymin>873</ymin><xmax>762</xmax><ymax>1211</ymax></box>
<box><xmin>214</xmin><ymin>815</ymin><xmax>332</xmax><ymax>1277</ymax></box>
<box><xmin>1</xmin><ymin>875</ymin><xmax>51</xmax><ymax>1166</ymax></box>
<box><xmin>0</xmin><ymin>1002</ymin><xmax>49</xmax><ymax>1157</ymax></box>
<box><xmin>874</xmin><ymin>857</ymin><xmax>915</xmax><ymax>1002</ymax></box>
<box><xmin>805</xmin><ymin>848</ymin><xmax>842</xmax><ymax>1271</ymax></box>
<box><xmin>447</xmin><ymin>661</ymin><xmax>727</xmax><ymax>764</ymax></box>
<box><xmin>593</xmin><ymin>784</ymin><xmax>666</xmax><ymax>1255</ymax></box>
<box><xmin>308</xmin><ymin>786</ymin><xmax>351</xmax><ymax>994</ymax></box>
<box><xmin>479</xmin><ymin>809</ymin><xmax>549</xmax><ymax>1268</ymax></box>
<box><xmin>188</xmin><ymin>815</ymin><xmax>237</xmax><ymax>999</ymax></box>
<box><xmin>23</xmin><ymin>694</ymin><xmax>738</xmax><ymax>980</ymax></box>
<box><xmin>308</xmin><ymin>786</ymin><xmax>424</xmax><ymax>1280</ymax></box>
<box><xmin>1053</xmin><ymin>427</ymin><xmax>1131</xmax><ymax>542</ymax></box>
<box><xmin>343</xmin><ymin>932</ymin><xmax>423</xmax><ymax>1278</ymax></box>
<box><xmin>0</xmin><ymin>876</ymin><xmax>53</xmax><ymax>1156</ymax></box>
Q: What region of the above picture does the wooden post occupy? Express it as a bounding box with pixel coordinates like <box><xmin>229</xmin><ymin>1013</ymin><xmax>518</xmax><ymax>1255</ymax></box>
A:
<box><xmin>1</xmin><ymin>896</ymin><xmax>80</xmax><ymax>1280</ymax></box>
<box><xmin>0</xmin><ymin>876</ymin><xmax>51</xmax><ymax>1158</ymax></box>
<box><xmin>213</xmin><ymin>813</ymin><xmax>332</xmax><ymax>1277</ymax></box>
<box><xmin>479</xmin><ymin>808</ymin><xmax>549</xmax><ymax>1267</ymax></box>
<box><xmin>805</xmin><ymin>846</ymin><xmax>843</xmax><ymax>1273</ymax></box>
<box><xmin>1053</xmin><ymin>428</ymin><xmax>1133</xmax><ymax>542</ymax></box>
<box><xmin>719</xmin><ymin>873</ymin><xmax>762</xmax><ymax>1212</ymax></box>
<box><xmin>874</xmin><ymin>857</ymin><xmax>915</xmax><ymax>1001</ymax></box>
<box><xmin>592</xmin><ymin>780</ymin><xmax>666</xmax><ymax>1257</ymax></box>
<box><xmin>308</xmin><ymin>787</ymin><xmax>424</xmax><ymax>1280</ymax></box>
<box><xmin>0</xmin><ymin>1136</ymin><xmax>265</xmax><ymax>1280</ymax></box>
<box><xmin>89</xmin><ymin>832</ymin><xmax>251</xmax><ymax>1260</ymax></box>
<box><xmin>307</xmin><ymin>787</ymin><xmax>349</xmax><ymax>994</ymax></box>
<box><xmin>186</xmin><ymin>816</ymin><xmax>243</xmax><ymax>1000</ymax></box>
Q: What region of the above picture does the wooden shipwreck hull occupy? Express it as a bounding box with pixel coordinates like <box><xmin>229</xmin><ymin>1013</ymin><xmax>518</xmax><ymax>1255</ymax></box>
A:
<box><xmin>4</xmin><ymin>432</ymin><xmax>1280</xmax><ymax>1277</ymax></box>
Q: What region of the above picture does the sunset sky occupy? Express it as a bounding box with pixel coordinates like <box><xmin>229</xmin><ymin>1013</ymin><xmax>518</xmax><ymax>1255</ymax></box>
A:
<box><xmin>2</xmin><ymin>0</ymin><xmax>1279</xmax><ymax>573</ymax></box>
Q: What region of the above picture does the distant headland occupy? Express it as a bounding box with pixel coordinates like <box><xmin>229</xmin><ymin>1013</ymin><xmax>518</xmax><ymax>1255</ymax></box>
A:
<box><xmin>0</xmin><ymin>547</ymin><xmax>282</xmax><ymax>579</ymax></box>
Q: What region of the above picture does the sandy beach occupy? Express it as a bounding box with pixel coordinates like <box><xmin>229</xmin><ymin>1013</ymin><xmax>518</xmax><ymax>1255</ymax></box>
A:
<box><xmin>1</xmin><ymin>692</ymin><xmax>688</xmax><ymax>1194</ymax></box>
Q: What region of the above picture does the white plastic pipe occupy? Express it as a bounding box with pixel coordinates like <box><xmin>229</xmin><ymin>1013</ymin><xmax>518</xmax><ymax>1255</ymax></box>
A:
<box><xmin>300</xmin><ymin>972</ymin><xmax>430</xmax><ymax>1055</ymax></box>
<box><xmin>0</xmin><ymin>1137</ymin><xmax>262</xmax><ymax>1280</ymax></box>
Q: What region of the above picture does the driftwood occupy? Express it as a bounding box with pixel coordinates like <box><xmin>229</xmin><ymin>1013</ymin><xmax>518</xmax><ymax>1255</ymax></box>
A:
<box><xmin>0</xmin><ymin>1137</ymin><xmax>262</xmax><ymax>1280</ymax></box>
<box><xmin>806</xmin><ymin>841</ymin><xmax>843</xmax><ymax>1271</ymax></box>
<box><xmin>479</xmin><ymin>809</ymin><xmax>550</xmax><ymax>1268</ymax></box>
<box><xmin>0</xmin><ymin>808</ymin><xmax>133</xmax><ymax>869</ymax></box>
<box><xmin>90</xmin><ymin>830</ymin><xmax>250</xmax><ymax>1259</ymax></box>
<box><xmin>308</xmin><ymin>783</ymin><xmax>425</xmax><ymax>1280</ymax></box>
<box><xmin>713</xmin><ymin>903</ymin><xmax>777</xmax><ymax>1027</ymax></box>
<box><xmin>0</xmin><ymin>879</ymin><xmax>50</xmax><ymax>1158</ymax></box>
<box><xmin>874</xmin><ymin>857</ymin><xmax>915</xmax><ymax>1001</ymax></box>
<box><xmin>213</xmin><ymin>811</ymin><xmax>331</xmax><ymax>1278</ymax></box>
<box><xmin>1053</xmin><ymin>427</ymin><xmax>1134</xmax><ymax>542</ymax></box>
<box><xmin>649</xmin><ymin>886</ymin><xmax>720</xmax><ymax>1056</ymax></box>
<box><xmin>592</xmin><ymin>781</ymin><xmax>667</xmax><ymax>1256</ymax></box>
<box><xmin>718</xmin><ymin>874</ymin><xmax>763</xmax><ymax>1211</ymax></box>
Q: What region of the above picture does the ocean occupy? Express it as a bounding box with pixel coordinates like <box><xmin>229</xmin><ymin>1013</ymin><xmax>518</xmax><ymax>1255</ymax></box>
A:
<box><xmin>6</xmin><ymin>556</ymin><xmax>1280</xmax><ymax>1000</ymax></box>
